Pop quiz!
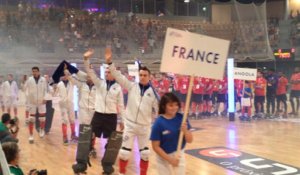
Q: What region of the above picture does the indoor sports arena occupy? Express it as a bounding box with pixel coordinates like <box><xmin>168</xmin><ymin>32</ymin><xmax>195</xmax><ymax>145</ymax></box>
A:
<box><xmin>0</xmin><ymin>0</ymin><xmax>299</xmax><ymax>174</ymax></box>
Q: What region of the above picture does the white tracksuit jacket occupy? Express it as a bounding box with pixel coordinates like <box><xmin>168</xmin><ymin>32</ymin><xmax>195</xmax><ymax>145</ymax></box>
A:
<box><xmin>2</xmin><ymin>81</ymin><xmax>18</xmax><ymax>99</ymax></box>
<box><xmin>56</xmin><ymin>81</ymin><xmax>74</xmax><ymax>106</ymax></box>
<box><xmin>21</xmin><ymin>82</ymin><xmax>28</xmax><ymax>97</ymax></box>
<box><xmin>108</xmin><ymin>63</ymin><xmax>158</xmax><ymax>126</ymax></box>
<box><xmin>25</xmin><ymin>76</ymin><xmax>47</xmax><ymax>105</ymax></box>
<box><xmin>84</xmin><ymin>60</ymin><xmax>124</xmax><ymax>115</ymax></box>
<box><xmin>68</xmin><ymin>71</ymin><xmax>96</xmax><ymax>110</ymax></box>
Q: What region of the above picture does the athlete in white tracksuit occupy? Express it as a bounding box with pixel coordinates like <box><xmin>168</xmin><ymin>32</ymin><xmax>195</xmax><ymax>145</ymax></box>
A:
<box><xmin>83</xmin><ymin>52</ymin><xmax>124</xmax><ymax>174</ymax></box>
<box><xmin>25</xmin><ymin>67</ymin><xmax>48</xmax><ymax>143</ymax></box>
<box><xmin>65</xmin><ymin>70</ymin><xmax>95</xmax><ymax>125</ymax></box>
<box><xmin>106</xmin><ymin>56</ymin><xmax>159</xmax><ymax>175</ymax></box>
<box><xmin>2</xmin><ymin>74</ymin><xmax>19</xmax><ymax>117</ymax></box>
<box><xmin>56</xmin><ymin>75</ymin><xmax>77</xmax><ymax>144</ymax></box>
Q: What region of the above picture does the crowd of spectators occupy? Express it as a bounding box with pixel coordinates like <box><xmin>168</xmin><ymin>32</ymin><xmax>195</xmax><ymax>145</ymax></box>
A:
<box><xmin>0</xmin><ymin>2</ymin><xmax>59</xmax><ymax>53</ymax></box>
<box><xmin>289</xmin><ymin>10</ymin><xmax>300</xmax><ymax>47</ymax></box>
<box><xmin>0</xmin><ymin>3</ymin><xmax>280</xmax><ymax>56</ymax></box>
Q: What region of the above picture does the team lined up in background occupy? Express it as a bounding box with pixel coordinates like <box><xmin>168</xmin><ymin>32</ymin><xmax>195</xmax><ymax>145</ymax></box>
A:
<box><xmin>1</xmin><ymin>67</ymin><xmax>300</xmax><ymax>122</ymax></box>
<box><xmin>151</xmin><ymin>67</ymin><xmax>300</xmax><ymax>120</ymax></box>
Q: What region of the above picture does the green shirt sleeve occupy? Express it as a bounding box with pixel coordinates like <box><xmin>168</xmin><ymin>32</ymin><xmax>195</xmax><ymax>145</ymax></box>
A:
<box><xmin>0</xmin><ymin>122</ymin><xmax>8</xmax><ymax>132</ymax></box>
<box><xmin>9</xmin><ymin>166</ymin><xmax>24</xmax><ymax>175</ymax></box>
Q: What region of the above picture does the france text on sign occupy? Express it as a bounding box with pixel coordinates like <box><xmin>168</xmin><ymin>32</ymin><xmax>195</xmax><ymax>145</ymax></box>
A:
<box><xmin>186</xmin><ymin>147</ymin><xmax>300</xmax><ymax>175</ymax></box>
<box><xmin>234</xmin><ymin>68</ymin><xmax>257</xmax><ymax>81</ymax></box>
<box><xmin>160</xmin><ymin>28</ymin><xmax>230</xmax><ymax>80</ymax></box>
<box><xmin>127</xmin><ymin>64</ymin><xmax>139</xmax><ymax>77</ymax></box>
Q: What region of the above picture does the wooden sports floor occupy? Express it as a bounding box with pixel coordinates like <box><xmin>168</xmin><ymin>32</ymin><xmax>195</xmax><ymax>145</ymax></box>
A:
<box><xmin>1</xmin><ymin>106</ymin><xmax>300</xmax><ymax>175</ymax></box>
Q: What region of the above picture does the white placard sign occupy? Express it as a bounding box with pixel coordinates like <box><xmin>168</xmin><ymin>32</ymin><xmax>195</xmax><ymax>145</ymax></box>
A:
<box><xmin>160</xmin><ymin>28</ymin><xmax>230</xmax><ymax>80</ymax></box>
<box><xmin>127</xmin><ymin>64</ymin><xmax>139</xmax><ymax>77</ymax></box>
<box><xmin>234</xmin><ymin>68</ymin><xmax>257</xmax><ymax>81</ymax></box>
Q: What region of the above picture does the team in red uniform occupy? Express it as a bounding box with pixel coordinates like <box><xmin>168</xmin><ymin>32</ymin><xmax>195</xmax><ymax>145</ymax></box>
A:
<box><xmin>191</xmin><ymin>77</ymin><xmax>205</xmax><ymax>118</ymax></box>
<box><xmin>158</xmin><ymin>74</ymin><xmax>170</xmax><ymax>97</ymax></box>
<box><xmin>276</xmin><ymin>72</ymin><xmax>288</xmax><ymax>117</ymax></box>
<box><xmin>235</xmin><ymin>79</ymin><xmax>244</xmax><ymax>112</ymax></box>
<box><xmin>289</xmin><ymin>67</ymin><xmax>300</xmax><ymax>115</ymax></box>
<box><xmin>203</xmin><ymin>78</ymin><xmax>213</xmax><ymax>116</ymax></box>
<box><xmin>178</xmin><ymin>76</ymin><xmax>190</xmax><ymax>110</ymax></box>
<box><xmin>216</xmin><ymin>76</ymin><xmax>228</xmax><ymax>116</ymax></box>
<box><xmin>253</xmin><ymin>71</ymin><xmax>267</xmax><ymax>118</ymax></box>
<box><xmin>147</xmin><ymin>67</ymin><xmax>300</xmax><ymax>119</ymax></box>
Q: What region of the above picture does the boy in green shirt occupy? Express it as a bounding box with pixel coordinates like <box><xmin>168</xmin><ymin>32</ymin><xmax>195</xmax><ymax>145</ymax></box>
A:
<box><xmin>0</xmin><ymin>113</ymin><xmax>18</xmax><ymax>143</ymax></box>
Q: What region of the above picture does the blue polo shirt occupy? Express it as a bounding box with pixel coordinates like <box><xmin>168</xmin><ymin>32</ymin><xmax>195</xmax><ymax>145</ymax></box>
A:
<box><xmin>243</xmin><ymin>87</ymin><xmax>252</xmax><ymax>98</ymax></box>
<box><xmin>150</xmin><ymin>113</ymin><xmax>191</xmax><ymax>154</ymax></box>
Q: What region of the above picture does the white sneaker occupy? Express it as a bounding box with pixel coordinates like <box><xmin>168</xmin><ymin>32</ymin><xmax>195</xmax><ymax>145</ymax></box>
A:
<box><xmin>29</xmin><ymin>136</ymin><xmax>34</xmax><ymax>144</ymax></box>
<box><xmin>39</xmin><ymin>129</ymin><xmax>45</xmax><ymax>138</ymax></box>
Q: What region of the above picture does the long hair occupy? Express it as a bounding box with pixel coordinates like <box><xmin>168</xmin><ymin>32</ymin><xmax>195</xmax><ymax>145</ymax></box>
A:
<box><xmin>158</xmin><ymin>93</ymin><xmax>181</xmax><ymax>114</ymax></box>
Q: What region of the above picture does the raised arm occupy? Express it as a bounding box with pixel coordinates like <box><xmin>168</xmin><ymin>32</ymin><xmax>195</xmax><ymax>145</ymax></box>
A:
<box><xmin>105</xmin><ymin>48</ymin><xmax>134</xmax><ymax>90</ymax></box>
<box><xmin>83</xmin><ymin>49</ymin><xmax>102</xmax><ymax>87</ymax></box>
<box><xmin>64</xmin><ymin>69</ymin><xmax>82</xmax><ymax>88</ymax></box>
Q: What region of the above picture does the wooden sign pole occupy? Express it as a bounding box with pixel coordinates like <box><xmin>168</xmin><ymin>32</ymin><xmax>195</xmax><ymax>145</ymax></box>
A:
<box><xmin>171</xmin><ymin>75</ymin><xmax>195</xmax><ymax>175</ymax></box>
